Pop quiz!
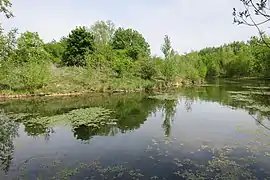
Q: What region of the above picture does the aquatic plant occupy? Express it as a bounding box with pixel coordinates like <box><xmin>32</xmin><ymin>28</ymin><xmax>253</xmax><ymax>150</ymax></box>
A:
<box><xmin>228</xmin><ymin>91</ymin><xmax>270</xmax><ymax>96</ymax></box>
<box><xmin>242</xmin><ymin>86</ymin><xmax>270</xmax><ymax>90</ymax></box>
<box><xmin>148</xmin><ymin>94</ymin><xmax>180</xmax><ymax>101</ymax></box>
<box><xmin>230</xmin><ymin>94</ymin><xmax>255</xmax><ymax>104</ymax></box>
<box><xmin>67</xmin><ymin>107</ymin><xmax>117</xmax><ymax>128</ymax></box>
<box><xmin>18</xmin><ymin>107</ymin><xmax>117</xmax><ymax>138</ymax></box>
<box><xmin>246</xmin><ymin>105</ymin><xmax>270</xmax><ymax>113</ymax></box>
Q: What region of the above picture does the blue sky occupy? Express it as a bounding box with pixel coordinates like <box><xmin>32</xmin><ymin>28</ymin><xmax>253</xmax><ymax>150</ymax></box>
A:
<box><xmin>1</xmin><ymin>0</ymin><xmax>259</xmax><ymax>55</ymax></box>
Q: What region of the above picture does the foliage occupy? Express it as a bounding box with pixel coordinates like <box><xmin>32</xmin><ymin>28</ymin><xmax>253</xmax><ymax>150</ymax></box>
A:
<box><xmin>62</xmin><ymin>26</ymin><xmax>94</xmax><ymax>66</ymax></box>
<box><xmin>161</xmin><ymin>35</ymin><xmax>173</xmax><ymax>59</ymax></box>
<box><xmin>0</xmin><ymin>0</ymin><xmax>13</xmax><ymax>18</ymax></box>
<box><xmin>0</xmin><ymin>26</ymin><xmax>17</xmax><ymax>62</ymax></box>
<box><xmin>1</xmin><ymin>19</ymin><xmax>270</xmax><ymax>94</ymax></box>
<box><xmin>67</xmin><ymin>107</ymin><xmax>117</xmax><ymax>128</ymax></box>
<box><xmin>44</xmin><ymin>38</ymin><xmax>67</xmax><ymax>64</ymax></box>
<box><xmin>0</xmin><ymin>31</ymin><xmax>52</xmax><ymax>92</ymax></box>
<box><xmin>90</xmin><ymin>20</ymin><xmax>115</xmax><ymax>46</ymax></box>
<box><xmin>15</xmin><ymin>31</ymin><xmax>50</xmax><ymax>63</ymax></box>
<box><xmin>112</xmin><ymin>28</ymin><xmax>150</xmax><ymax>60</ymax></box>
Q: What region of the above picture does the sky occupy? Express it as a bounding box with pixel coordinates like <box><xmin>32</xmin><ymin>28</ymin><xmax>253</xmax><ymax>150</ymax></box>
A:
<box><xmin>0</xmin><ymin>0</ymin><xmax>260</xmax><ymax>55</ymax></box>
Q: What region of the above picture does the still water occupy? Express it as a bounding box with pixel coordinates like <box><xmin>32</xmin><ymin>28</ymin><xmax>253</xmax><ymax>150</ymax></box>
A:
<box><xmin>0</xmin><ymin>79</ymin><xmax>269</xmax><ymax>180</ymax></box>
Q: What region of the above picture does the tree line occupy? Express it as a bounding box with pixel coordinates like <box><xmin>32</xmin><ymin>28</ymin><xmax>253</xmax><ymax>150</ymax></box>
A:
<box><xmin>0</xmin><ymin>20</ymin><xmax>270</xmax><ymax>94</ymax></box>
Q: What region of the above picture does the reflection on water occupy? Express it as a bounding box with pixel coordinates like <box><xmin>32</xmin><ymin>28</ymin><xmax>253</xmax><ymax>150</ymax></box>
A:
<box><xmin>0</xmin><ymin>80</ymin><xmax>269</xmax><ymax>179</ymax></box>
<box><xmin>0</xmin><ymin>113</ymin><xmax>19</xmax><ymax>174</ymax></box>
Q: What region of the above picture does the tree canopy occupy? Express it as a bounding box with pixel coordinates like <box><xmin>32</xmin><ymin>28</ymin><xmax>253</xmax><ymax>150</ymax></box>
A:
<box><xmin>90</xmin><ymin>20</ymin><xmax>115</xmax><ymax>46</ymax></box>
<box><xmin>112</xmin><ymin>28</ymin><xmax>151</xmax><ymax>60</ymax></box>
<box><xmin>62</xmin><ymin>26</ymin><xmax>95</xmax><ymax>66</ymax></box>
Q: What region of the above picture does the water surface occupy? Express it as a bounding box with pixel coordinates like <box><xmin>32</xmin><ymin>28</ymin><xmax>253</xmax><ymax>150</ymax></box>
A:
<box><xmin>0</xmin><ymin>80</ymin><xmax>270</xmax><ymax>179</ymax></box>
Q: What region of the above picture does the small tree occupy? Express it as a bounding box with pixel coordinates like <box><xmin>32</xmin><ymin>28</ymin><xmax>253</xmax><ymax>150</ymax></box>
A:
<box><xmin>161</xmin><ymin>35</ymin><xmax>173</xmax><ymax>59</ymax></box>
<box><xmin>62</xmin><ymin>26</ymin><xmax>95</xmax><ymax>66</ymax></box>
<box><xmin>16</xmin><ymin>31</ymin><xmax>49</xmax><ymax>64</ymax></box>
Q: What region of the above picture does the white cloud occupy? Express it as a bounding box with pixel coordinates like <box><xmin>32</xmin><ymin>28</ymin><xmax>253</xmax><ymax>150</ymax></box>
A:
<box><xmin>1</xmin><ymin>0</ymin><xmax>259</xmax><ymax>55</ymax></box>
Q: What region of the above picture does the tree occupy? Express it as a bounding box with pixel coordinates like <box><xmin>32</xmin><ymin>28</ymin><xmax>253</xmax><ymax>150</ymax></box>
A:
<box><xmin>161</xmin><ymin>35</ymin><xmax>173</xmax><ymax>59</ymax></box>
<box><xmin>62</xmin><ymin>26</ymin><xmax>94</xmax><ymax>66</ymax></box>
<box><xmin>87</xmin><ymin>20</ymin><xmax>117</xmax><ymax>71</ymax></box>
<box><xmin>0</xmin><ymin>0</ymin><xmax>13</xmax><ymax>18</ymax></box>
<box><xmin>15</xmin><ymin>31</ymin><xmax>49</xmax><ymax>63</ymax></box>
<box><xmin>248</xmin><ymin>34</ymin><xmax>270</xmax><ymax>76</ymax></box>
<box><xmin>112</xmin><ymin>28</ymin><xmax>150</xmax><ymax>60</ymax></box>
<box><xmin>90</xmin><ymin>20</ymin><xmax>115</xmax><ymax>46</ymax></box>
<box><xmin>0</xmin><ymin>25</ymin><xmax>17</xmax><ymax>62</ymax></box>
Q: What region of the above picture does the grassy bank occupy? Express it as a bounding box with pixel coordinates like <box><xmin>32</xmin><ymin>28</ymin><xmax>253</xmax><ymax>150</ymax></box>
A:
<box><xmin>0</xmin><ymin>65</ymin><xmax>199</xmax><ymax>98</ymax></box>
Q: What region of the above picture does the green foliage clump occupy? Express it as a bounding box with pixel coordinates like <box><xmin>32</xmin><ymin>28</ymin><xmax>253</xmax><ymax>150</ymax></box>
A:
<box><xmin>112</xmin><ymin>28</ymin><xmax>150</xmax><ymax>60</ymax></box>
<box><xmin>90</xmin><ymin>20</ymin><xmax>115</xmax><ymax>46</ymax></box>
<box><xmin>68</xmin><ymin>107</ymin><xmax>117</xmax><ymax>128</ymax></box>
<box><xmin>62</xmin><ymin>26</ymin><xmax>95</xmax><ymax>66</ymax></box>
<box><xmin>44</xmin><ymin>38</ymin><xmax>67</xmax><ymax>64</ymax></box>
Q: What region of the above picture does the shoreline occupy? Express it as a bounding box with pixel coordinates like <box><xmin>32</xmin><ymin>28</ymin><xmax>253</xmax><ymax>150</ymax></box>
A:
<box><xmin>0</xmin><ymin>88</ymin><xmax>153</xmax><ymax>100</ymax></box>
<box><xmin>0</xmin><ymin>80</ymin><xmax>203</xmax><ymax>100</ymax></box>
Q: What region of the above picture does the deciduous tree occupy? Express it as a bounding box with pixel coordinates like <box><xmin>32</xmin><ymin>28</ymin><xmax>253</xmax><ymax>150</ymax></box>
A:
<box><xmin>62</xmin><ymin>26</ymin><xmax>95</xmax><ymax>66</ymax></box>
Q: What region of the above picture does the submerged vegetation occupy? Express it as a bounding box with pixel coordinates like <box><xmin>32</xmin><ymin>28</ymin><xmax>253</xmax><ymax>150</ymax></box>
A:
<box><xmin>12</xmin><ymin>127</ymin><xmax>270</xmax><ymax>179</ymax></box>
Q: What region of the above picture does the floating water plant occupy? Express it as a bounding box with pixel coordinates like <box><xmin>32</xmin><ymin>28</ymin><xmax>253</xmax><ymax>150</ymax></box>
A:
<box><xmin>20</xmin><ymin>107</ymin><xmax>117</xmax><ymax>132</ymax></box>
<box><xmin>67</xmin><ymin>107</ymin><xmax>117</xmax><ymax>128</ymax></box>
<box><xmin>246</xmin><ymin>105</ymin><xmax>270</xmax><ymax>113</ymax></box>
<box><xmin>148</xmin><ymin>94</ymin><xmax>180</xmax><ymax>101</ymax></box>
<box><xmin>228</xmin><ymin>91</ymin><xmax>270</xmax><ymax>96</ymax></box>
<box><xmin>242</xmin><ymin>86</ymin><xmax>270</xmax><ymax>90</ymax></box>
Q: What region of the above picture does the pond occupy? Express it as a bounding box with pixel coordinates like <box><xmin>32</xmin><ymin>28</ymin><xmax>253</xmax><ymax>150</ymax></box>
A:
<box><xmin>0</xmin><ymin>79</ymin><xmax>269</xmax><ymax>180</ymax></box>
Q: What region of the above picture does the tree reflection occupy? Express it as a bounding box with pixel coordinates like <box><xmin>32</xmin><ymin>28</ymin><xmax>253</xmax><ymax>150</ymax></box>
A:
<box><xmin>72</xmin><ymin>97</ymin><xmax>162</xmax><ymax>141</ymax></box>
<box><xmin>4</xmin><ymin>79</ymin><xmax>270</xmax><ymax>142</ymax></box>
<box><xmin>13</xmin><ymin>94</ymin><xmax>162</xmax><ymax>141</ymax></box>
<box><xmin>161</xmin><ymin>100</ymin><xmax>177</xmax><ymax>137</ymax></box>
<box><xmin>181</xmin><ymin>82</ymin><xmax>270</xmax><ymax>125</ymax></box>
<box><xmin>0</xmin><ymin>113</ymin><xmax>19</xmax><ymax>173</ymax></box>
<box><xmin>73</xmin><ymin>125</ymin><xmax>118</xmax><ymax>141</ymax></box>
